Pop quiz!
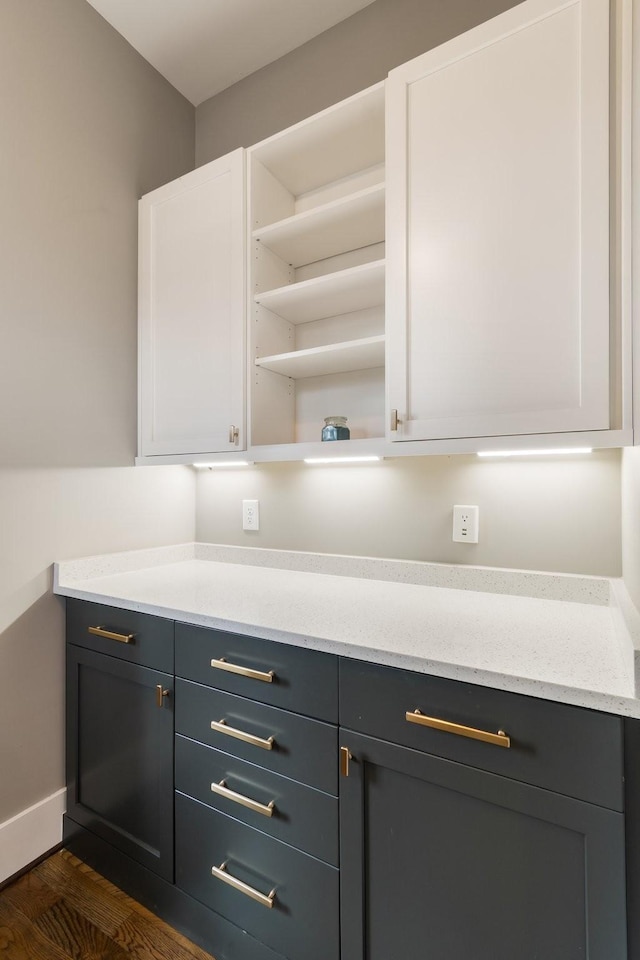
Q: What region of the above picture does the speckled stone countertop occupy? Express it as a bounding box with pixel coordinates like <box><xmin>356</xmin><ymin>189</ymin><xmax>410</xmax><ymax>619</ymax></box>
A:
<box><xmin>54</xmin><ymin>543</ymin><xmax>640</xmax><ymax>718</ymax></box>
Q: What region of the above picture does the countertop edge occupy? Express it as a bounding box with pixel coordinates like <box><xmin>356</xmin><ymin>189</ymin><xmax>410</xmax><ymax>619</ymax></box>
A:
<box><xmin>55</xmin><ymin>543</ymin><xmax>612</xmax><ymax>605</ymax></box>
<box><xmin>56</xmin><ymin>582</ymin><xmax>640</xmax><ymax>720</ymax></box>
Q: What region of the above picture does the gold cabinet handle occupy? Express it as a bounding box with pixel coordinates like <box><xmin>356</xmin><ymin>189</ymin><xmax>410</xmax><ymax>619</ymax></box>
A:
<box><xmin>211</xmin><ymin>779</ymin><xmax>275</xmax><ymax>817</ymax></box>
<box><xmin>390</xmin><ymin>408</ymin><xmax>401</xmax><ymax>431</ymax></box>
<box><xmin>156</xmin><ymin>685</ymin><xmax>170</xmax><ymax>708</ymax></box>
<box><xmin>211</xmin><ymin>861</ymin><xmax>276</xmax><ymax>909</ymax></box>
<box><xmin>210</xmin><ymin>718</ymin><xmax>275</xmax><ymax>751</ymax></box>
<box><xmin>406</xmin><ymin>709</ymin><xmax>511</xmax><ymax>748</ymax></box>
<box><xmin>340</xmin><ymin>746</ymin><xmax>352</xmax><ymax>778</ymax></box>
<box><xmin>88</xmin><ymin>625</ymin><xmax>135</xmax><ymax>644</ymax></box>
<box><xmin>229</xmin><ymin>425</ymin><xmax>239</xmax><ymax>444</ymax></box>
<box><xmin>211</xmin><ymin>657</ymin><xmax>275</xmax><ymax>683</ymax></box>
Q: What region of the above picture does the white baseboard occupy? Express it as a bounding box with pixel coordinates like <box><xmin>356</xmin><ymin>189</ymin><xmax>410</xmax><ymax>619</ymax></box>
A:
<box><xmin>0</xmin><ymin>788</ymin><xmax>66</xmax><ymax>884</ymax></box>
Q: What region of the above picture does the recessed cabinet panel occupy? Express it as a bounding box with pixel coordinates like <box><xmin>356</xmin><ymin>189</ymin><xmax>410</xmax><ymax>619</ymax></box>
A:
<box><xmin>340</xmin><ymin>731</ymin><xmax>627</xmax><ymax>960</ymax></box>
<box><xmin>386</xmin><ymin>0</ymin><xmax>611</xmax><ymax>441</ymax></box>
<box><xmin>66</xmin><ymin>645</ymin><xmax>174</xmax><ymax>881</ymax></box>
<box><xmin>139</xmin><ymin>149</ymin><xmax>245</xmax><ymax>456</ymax></box>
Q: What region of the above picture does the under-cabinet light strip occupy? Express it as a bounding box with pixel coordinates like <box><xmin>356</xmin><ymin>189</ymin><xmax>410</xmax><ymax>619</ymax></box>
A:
<box><xmin>192</xmin><ymin>461</ymin><xmax>253</xmax><ymax>468</ymax></box>
<box><xmin>477</xmin><ymin>448</ymin><xmax>593</xmax><ymax>458</ymax></box>
<box><xmin>304</xmin><ymin>456</ymin><xmax>382</xmax><ymax>465</ymax></box>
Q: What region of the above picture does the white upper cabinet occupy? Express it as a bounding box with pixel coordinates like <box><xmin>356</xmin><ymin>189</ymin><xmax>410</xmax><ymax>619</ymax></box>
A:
<box><xmin>136</xmin><ymin>0</ymin><xmax>631</xmax><ymax>465</ymax></box>
<box><xmin>386</xmin><ymin>0</ymin><xmax>614</xmax><ymax>443</ymax></box>
<box><xmin>138</xmin><ymin>149</ymin><xmax>245</xmax><ymax>458</ymax></box>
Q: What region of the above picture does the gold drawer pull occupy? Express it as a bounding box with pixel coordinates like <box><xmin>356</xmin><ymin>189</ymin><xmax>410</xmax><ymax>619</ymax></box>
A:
<box><xmin>406</xmin><ymin>709</ymin><xmax>511</xmax><ymax>748</ymax></box>
<box><xmin>211</xmin><ymin>861</ymin><xmax>276</xmax><ymax>909</ymax></box>
<box><xmin>211</xmin><ymin>718</ymin><xmax>275</xmax><ymax>751</ymax></box>
<box><xmin>211</xmin><ymin>657</ymin><xmax>275</xmax><ymax>683</ymax></box>
<box><xmin>211</xmin><ymin>779</ymin><xmax>275</xmax><ymax>817</ymax></box>
<box><xmin>156</xmin><ymin>685</ymin><xmax>170</xmax><ymax>708</ymax></box>
<box><xmin>88</xmin><ymin>625</ymin><xmax>135</xmax><ymax>644</ymax></box>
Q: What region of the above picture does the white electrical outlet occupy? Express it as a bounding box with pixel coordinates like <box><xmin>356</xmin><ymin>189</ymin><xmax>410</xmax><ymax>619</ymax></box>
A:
<box><xmin>242</xmin><ymin>499</ymin><xmax>260</xmax><ymax>531</ymax></box>
<box><xmin>452</xmin><ymin>505</ymin><xmax>479</xmax><ymax>543</ymax></box>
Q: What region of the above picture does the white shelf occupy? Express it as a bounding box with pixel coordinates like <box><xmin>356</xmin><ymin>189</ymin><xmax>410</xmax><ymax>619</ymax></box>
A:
<box><xmin>255</xmin><ymin>259</ymin><xmax>386</xmax><ymax>324</ymax></box>
<box><xmin>251</xmin><ymin>83</ymin><xmax>385</xmax><ymax>197</ymax></box>
<box><xmin>255</xmin><ymin>335</ymin><xmax>385</xmax><ymax>380</ymax></box>
<box><xmin>253</xmin><ymin>184</ymin><xmax>385</xmax><ymax>267</ymax></box>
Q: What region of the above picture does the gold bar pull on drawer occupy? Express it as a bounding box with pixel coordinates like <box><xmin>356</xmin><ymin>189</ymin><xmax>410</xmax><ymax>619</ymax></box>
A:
<box><xmin>211</xmin><ymin>718</ymin><xmax>275</xmax><ymax>751</ymax></box>
<box><xmin>88</xmin><ymin>625</ymin><xmax>135</xmax><ymax>644</ymax></box>
<box><xmin>211</xmin><ymin>657</ymin><xmax>275</xmax><ymax>683</ymax></box>
<box><xmin>340</xmin><ymin>746</ymin><xmax>352</xmax><ymax>777</ymax></box>
<box><xmin>211</xmin><ymin>861</ymin><xmax>276</xmax><ymax>909</ymax></box>
<box><xmin>211</xmin><ymin>779</ymin><xmax>275</xmax><ymax>817</ymax></box>
<box><xmin>406</xmin><ymin>709</ymin><xmax>511</xmax><ymax>748</ymax></box>
<box><xmin>156</xmin><ymin>685</ymin><xmax>169</xmax><ymax>708</ymax></box>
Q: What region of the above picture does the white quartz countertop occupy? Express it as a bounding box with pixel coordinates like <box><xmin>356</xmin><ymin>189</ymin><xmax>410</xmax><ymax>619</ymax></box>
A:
<box><xmin>54</xmin><ymin>543</ymin><xmax>640</xmax><ymax>718</ymax></box>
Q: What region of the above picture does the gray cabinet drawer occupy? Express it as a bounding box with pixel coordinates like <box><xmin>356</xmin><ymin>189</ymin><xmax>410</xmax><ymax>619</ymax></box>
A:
<box><xmin>66</xmin><ymin>599</ymin><xmax>173</xmax><ymax>672</ymax></box>
<box><xmin>340</xmin><ymin>658</ymin><xmax>624</xmax><ymax>810</ymax></box>
<box><xmin>176</xmin><ymin>793</ymin><xmax>339</xmax><ymax>960</ymax></box>
<box><xmin>175</xmin><ymin>622</ymin><xmax>338</xmax><ymax>721</ymax></box>
<box><xmin>175</xmin><ymin>735</ymin><xmax>339</xmax><ymax>866</ymax></box>
<box><xmin>175</xmin><ymin>679</ymin><xmax>338</xmax><ymax>795</ymax></box>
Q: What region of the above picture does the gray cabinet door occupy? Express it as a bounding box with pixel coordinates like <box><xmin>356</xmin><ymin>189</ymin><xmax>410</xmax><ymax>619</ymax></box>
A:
<box><xmin>66</xmin><ymin>644</ymin><xmax>174</xmax><ymax>881</ymax></box>
<box><xmin>340</xmin><ymin>730</ymin><xmax>627</xmax><ymax>960</ymax></box>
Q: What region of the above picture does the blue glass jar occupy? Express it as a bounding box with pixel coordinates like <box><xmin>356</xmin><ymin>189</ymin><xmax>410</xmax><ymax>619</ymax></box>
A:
<box><xmin>321</xmin><ymin>416</ymin><xmax>350</xmax><ymax>441</ymax></box>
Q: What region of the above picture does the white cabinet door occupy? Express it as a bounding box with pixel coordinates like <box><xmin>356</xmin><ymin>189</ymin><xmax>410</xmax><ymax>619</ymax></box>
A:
<box><xmin>138</xmin><ymin>149</ymin><xmax>245</xmax><ymax>457</ymax></box>
<box><xmin>386</xmin><ymin>0</ymin><xmax>610</xmax><ymax>442</ymax></box>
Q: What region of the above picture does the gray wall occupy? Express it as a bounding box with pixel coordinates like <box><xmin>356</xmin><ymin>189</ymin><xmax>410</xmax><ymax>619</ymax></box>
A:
<box><xmin>195</xmin><ymin>0</ymin><xmax>623</xmax><ymax>579</ymax></box>
<box><xmin>622</xmin><ymin>448</ymin><xmax>640</xmax><ymax>609</ymax></box>
<box><xmin>0</xmin><ymin>0</ymin><xmax>196</xmax><ymax>827</ymax></box>
<box><xmin>196</xmin><ymin>452</ymin><xmax>621</xmax><ymax>577</ymax></box>
<box><xmin>196</xmin><ymin>0</ymin><xmax>519</xmax><ymax>164</ymax></box>
<box><xmin>623</xmin><ymin>4</ymin><xmax>640</xmax><ymax>612</ymax></box>
<box><xmin>1</xmin><ymin>0</ymin><xmax>194</xmax><ymax>469</ymax></box>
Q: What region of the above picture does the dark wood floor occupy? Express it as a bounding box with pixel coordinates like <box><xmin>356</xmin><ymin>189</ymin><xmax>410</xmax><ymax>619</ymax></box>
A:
<box><xmin>0</xmin><ymin>849</ymin><xmax>216</xmax><ymax>960</ymax></box>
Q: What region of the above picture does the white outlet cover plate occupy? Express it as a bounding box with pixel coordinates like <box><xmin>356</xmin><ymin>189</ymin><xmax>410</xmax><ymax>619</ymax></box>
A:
<box><xmin>243</xmin><ymin>499</ymin><xmax>260</xmax><ymax>531</ymax></box>
<box><xmin>452</xmin><ymin>504</ymin><xmax>479</xmax><ymax>543</ymax></box>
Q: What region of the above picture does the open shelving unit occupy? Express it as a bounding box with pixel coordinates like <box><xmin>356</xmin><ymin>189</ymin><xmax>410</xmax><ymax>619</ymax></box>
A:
<box><xmin>247</xmin><ymin>82</ymin><xmax>386</xmax><ymax>448</ymax></box>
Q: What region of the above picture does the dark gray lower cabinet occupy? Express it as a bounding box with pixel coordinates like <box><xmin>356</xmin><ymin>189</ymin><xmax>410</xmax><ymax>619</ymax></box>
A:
<box><xmin>66</xmin><ymin>643</ymin><xmax>174</xmax><ymax>881</ymax></box>
<box><xmin>339</xmin><ymin>730</ymin><xmax>627</xmax><ymax>960</ymax></box>
<box><xmin>65</xmin><ymin>601</ymin><xmax>633</xmax><ymax>960</ymax></box>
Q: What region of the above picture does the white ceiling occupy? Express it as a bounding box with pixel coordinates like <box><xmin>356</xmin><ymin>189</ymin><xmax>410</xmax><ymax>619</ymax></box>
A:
<box><xmin>85</xmin><ymin>0</ymin><xmax>377</xmax><ymax>106</ymax></box>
